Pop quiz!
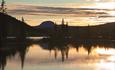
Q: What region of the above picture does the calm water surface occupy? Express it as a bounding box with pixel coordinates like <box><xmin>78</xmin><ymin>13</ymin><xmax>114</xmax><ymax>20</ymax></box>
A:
<box><xmin>3</xmin><ymin>43</ymin><xmax>115</xmax><ymax>70</ymax></box>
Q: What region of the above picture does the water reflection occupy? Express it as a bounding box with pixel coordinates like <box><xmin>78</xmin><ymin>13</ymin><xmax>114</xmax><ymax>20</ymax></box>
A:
<box><xmin>0</xmin><ymin>39</ymin><xmax>32</xmax><ymax>70</ymax></box>
<box><xmin>0</xmin><ymin>38</ymin><xmax>115</xmax><ymax>70</ymax></box>
<box><xmin>37</xmin><ymin>38</ymin><xmax>115</xmax><ymax>61</ymax></box>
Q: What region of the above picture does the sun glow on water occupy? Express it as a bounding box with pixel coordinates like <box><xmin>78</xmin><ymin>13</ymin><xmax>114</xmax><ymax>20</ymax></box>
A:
<box><xmin>95</xmin><ymin>48</ymin><xmax>115</xmax><ymax>70</ymax></box>
<box><xmin>95</xmin><ymin>48</ymin><xmax>115</xmax><ymax>55</ymax></box>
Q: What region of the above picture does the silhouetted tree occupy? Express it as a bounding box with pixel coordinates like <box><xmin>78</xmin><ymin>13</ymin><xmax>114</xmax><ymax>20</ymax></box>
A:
<box><xmin>21</xmin><ymin>17</ymin><xmax>25</xmax><ymax>22</ymax></box>
<box><xmin>0</xmin><ymin>0</ymin><xmax>7</xmax><ymax>13</ymax></box>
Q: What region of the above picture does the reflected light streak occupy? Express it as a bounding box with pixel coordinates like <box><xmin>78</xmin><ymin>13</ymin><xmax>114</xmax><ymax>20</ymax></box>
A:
<box><xmin>95</xmin><ymin>48</ymin><xmax>115</xmax><ymax>55</ymax></box>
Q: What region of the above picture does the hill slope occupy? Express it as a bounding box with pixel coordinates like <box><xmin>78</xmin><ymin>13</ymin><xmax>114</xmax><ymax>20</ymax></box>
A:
<box><xmin>0</xmin><ymin>13</ymin><xmax>33</xmax><ymax>37</ymax></box>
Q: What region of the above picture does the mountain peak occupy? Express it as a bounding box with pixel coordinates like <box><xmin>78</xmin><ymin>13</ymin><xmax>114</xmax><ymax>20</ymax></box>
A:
<box><xmin>39</xmin><ymin>21</ymin><xmax>55</xmax><ymax>28</ymax></box>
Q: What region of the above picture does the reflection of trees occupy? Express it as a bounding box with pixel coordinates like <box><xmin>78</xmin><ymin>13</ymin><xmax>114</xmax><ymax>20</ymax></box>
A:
<box><xmin>18</xmin><ymin>42</ymin><xmax>29</xmax><ymax>69</ymax></box>
<box><xmin>41</xmin><ymin>19</ymin><xmax>70</xmax><ymax>61</ymax></box>
<box><xmin>38</xmin><ymin>34</ymin><xmax>69</xmax><ymax>62</ymax></box>
<box><xmin>0</xmin><ymin>39</ymin><xmax>114</xmax><ymax>70</ymax></box>
<box><xmin>0</xmin><ymin>40</ymin><xmax>31</xmax><ymax>70</ymax></box>
<box><xmin>83</xmin><ymin>40</ymin><xmax>92</xmax><ymax>55</ymax></box>
<box><xmin>0</xmin><ymin>51</ymin><xmax>6</xmax><ymax>70</ymax></box>
<box><xmin>38</xmin><ymin>38</ymin><xmax>115</xmax><ymax>61</ymax></box>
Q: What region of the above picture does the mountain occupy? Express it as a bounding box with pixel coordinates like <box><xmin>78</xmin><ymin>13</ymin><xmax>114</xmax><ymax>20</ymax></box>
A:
<box><xmin>0</xmin><ymin>12</ymin><xmax>33</xmax><ymax>37</ymax></box>
<box><xmin>69</xmin><ymin>22</ymin><xmax>115</xmax><ymax>40</ymax></box>
<box><xmin>37</xmin><ymin>21</ymin><xmax>55</xmax><ymax>29</ymax></box>
<box><xmin>33</xmin><ymin>21</ymin><xmax>56</xmax><ymax>36</ymax></box>
<box><xmin>0</xmin><ymin>12</ymin><xmax>115</xmax><ymax>39</ymax></box>
<box><xmin>33</xmin><ymin>20</ymin><xmax>115</xmax><ymax>39</ymax></box>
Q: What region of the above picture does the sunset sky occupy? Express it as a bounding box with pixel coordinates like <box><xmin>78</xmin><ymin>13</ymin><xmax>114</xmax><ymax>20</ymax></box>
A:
<box><xmin>4</xmin><ymin>0</ymin><xmax>115</xmax><ymax>26</ymax></box>
<box><xmin>6</xmin><ymin>0</ymin><xmax>115</xmax><ymax>8</ymax></box>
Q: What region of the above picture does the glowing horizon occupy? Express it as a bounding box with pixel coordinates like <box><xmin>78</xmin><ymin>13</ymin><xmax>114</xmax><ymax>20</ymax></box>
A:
<box><xmin>4</xmin><ymin>0</ymin><xmax>115</xmax><ymax>26</ymax></box>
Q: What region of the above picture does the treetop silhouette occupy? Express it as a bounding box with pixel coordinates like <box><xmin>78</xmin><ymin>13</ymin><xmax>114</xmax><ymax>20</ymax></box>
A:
<box><xmin>0</xmin><ymin>0</ymin><xmax>7</xmax><ymax>13</ymax></box>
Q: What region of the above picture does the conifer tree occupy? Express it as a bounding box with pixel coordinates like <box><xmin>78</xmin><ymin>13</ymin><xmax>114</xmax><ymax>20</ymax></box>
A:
<box><xmin>0</xmin><ymin>0</ymin><xmax>7</xmax><ymax>13</ymax></box>
<box><xmin>21</xmin><ymin>17</ymin><xmax>25</xmax><ymax>22</ymax></box>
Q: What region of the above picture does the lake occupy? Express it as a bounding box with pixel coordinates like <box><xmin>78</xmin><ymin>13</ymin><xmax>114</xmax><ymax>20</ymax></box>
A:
<box><xmin>0</xmin><ymin>39</ymin><xmax>115</xmax><ymax>70</ymax></box>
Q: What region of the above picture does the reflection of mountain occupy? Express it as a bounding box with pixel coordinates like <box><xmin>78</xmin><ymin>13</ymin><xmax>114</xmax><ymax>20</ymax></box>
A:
<box><xmin>0</xmin><ymin>40</ymin><xmax>32</xmax><ymax>70</ymax></box>
<box><xmin>37</xmin><ymin>38</ymin><xmax>115</xmax><ymax>62</ymax></box>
